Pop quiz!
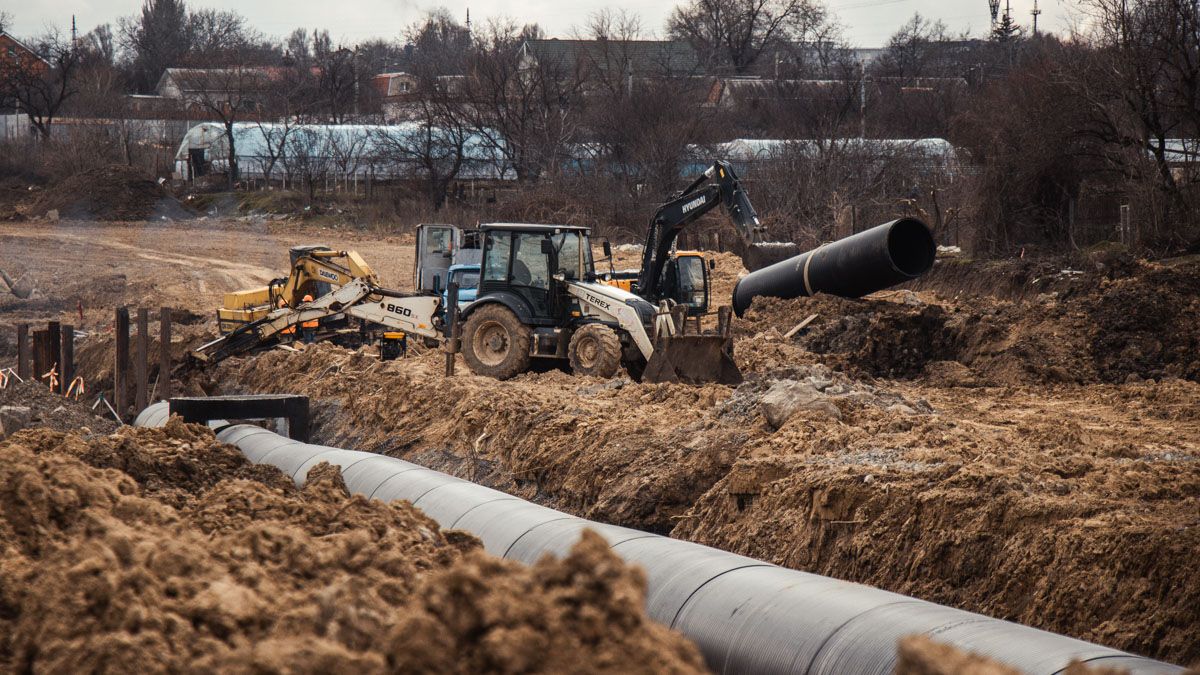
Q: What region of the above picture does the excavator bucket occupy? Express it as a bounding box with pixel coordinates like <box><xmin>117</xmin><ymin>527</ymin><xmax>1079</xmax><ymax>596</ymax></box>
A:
<box><xmin>642</xmin><ymin>334</ymin><xmax>743</xmax><ymax>385</ymax></box>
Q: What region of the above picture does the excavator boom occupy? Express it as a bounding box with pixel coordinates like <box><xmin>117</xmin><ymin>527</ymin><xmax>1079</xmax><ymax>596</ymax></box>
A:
<box><xmin>637</xmin><ymin>161</ymin><xmax>799</xmax><ymax>304</ymax></box>
<box><xmin>194</xmin><ymin>278</ymin><xmax>442</xmax><ymax>365</ymax></box>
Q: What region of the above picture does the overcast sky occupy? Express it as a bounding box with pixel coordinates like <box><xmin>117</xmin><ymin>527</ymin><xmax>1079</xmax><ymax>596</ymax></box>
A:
<box><xmin>8</xmin><ymin>0</ymin><xmax>1078</xmax><ymax>48</ymax></box>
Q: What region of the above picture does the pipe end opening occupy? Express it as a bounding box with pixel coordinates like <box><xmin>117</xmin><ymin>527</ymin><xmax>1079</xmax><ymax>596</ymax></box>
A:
<box><xmin>887</xmin><ymin>218</ymin><xmax>937</xmax><ymax>277</ymax></box>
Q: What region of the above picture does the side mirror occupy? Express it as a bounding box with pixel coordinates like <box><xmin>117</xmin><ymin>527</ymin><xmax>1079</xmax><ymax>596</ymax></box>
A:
<box><xmin>540</xmin><ymin>239</ymin><xmax>554</xmax><ymax>255</ymax></box>
<box><xmin>432</xmin><ymin>274</ymin><xmax>441</xmax><ymax>294</ymax></box>
<box><xmin>709</xmin><ymin>258</ymin><xmax>716</xmax><ymax>270</ymax></box>
<box><xmin>602</xmin><ymin>240</ymin><xmax>612</xmax><ymax>258</ymax></box>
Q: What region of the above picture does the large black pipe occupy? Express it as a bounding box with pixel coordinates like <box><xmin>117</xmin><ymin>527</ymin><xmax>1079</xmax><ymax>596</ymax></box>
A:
<box><xmin>732</xmin><ymin>218</ymin><xmax>936</xmax><ymax>317</ymax></box>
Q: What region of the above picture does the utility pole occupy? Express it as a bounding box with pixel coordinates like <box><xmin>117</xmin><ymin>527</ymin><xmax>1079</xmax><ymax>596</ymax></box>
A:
<box><xmin>71</xmin><ymin>15</ymin><xmax>77</xmax><ymax>49</ymax></box>
<box><xmin>1031</xmin><ymin>0</ymin><xmax>1042</xmax><ymax>36</ymax></box>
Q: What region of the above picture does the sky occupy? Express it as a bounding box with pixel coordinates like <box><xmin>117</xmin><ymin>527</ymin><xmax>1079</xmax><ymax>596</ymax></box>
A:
<box><xmin>6</xmin><ymin>0</ymin><xmax>1078</xmax><ymax>48</ymax></box>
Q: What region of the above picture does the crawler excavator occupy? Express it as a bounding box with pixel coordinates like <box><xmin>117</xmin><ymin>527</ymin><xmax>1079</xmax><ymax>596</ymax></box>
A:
<box><xmin>600</xmin><ymin>160</ymin><xmax>801</xmax><ymax>315</ymax></box>
<box><xmin>192</xmin><ymin>223</ymin><xmax>742</xmax><ymax>385</ymax></box>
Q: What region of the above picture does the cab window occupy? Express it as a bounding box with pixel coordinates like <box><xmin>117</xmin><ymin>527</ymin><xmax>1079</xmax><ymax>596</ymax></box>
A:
<box><xmin>676</xmin><ymin>256</ymin><xmax>708</xmax><ymax>308</ymax></box>
<box><xmin>425</xmin><ymin>227</ymin><xmax>453</xmax><ymax>255</ymax></box>
<box><xmin>482</xmin><ymin>232</ymin><xmax>512</xmax><ymax>282</ymax></box>
<box><xmin>453</xmin><ymin>269</ymin><xmax>480</xmax><ymax>289</ymax></box>
<box><xmin>512</xmin><ymin>233</ymin><xmax>550</xmax><ymax>289</ymax></box>
<box><xmin>550</xmin><ymin>231</ymin><xmax>591</xmax><ymax>280</ymax></box>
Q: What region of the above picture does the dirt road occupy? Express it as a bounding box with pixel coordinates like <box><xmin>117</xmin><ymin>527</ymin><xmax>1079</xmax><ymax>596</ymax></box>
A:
<box><xmin>0</xmin><ymin>219</ymin><xmax>416</xmax><ymax>358</ymax></box>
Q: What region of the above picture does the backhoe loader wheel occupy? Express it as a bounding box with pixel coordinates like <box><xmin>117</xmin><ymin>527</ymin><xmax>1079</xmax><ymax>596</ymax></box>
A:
<box><xmin>568</xmin><ymin>324</ymin><xmax>622</xmax><ymax>378</ymax></box>
<box><xmin>462</xmin><ymin>304</ymin><xmax>532</xmax><ymax>380</ymax></box>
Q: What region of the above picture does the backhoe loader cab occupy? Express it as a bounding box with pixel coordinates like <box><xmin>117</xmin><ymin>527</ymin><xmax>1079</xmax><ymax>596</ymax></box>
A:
<box><xmin>657</xmin><ymin>252</ymin><xmax>711</xmax><ymax>316</ymax></box>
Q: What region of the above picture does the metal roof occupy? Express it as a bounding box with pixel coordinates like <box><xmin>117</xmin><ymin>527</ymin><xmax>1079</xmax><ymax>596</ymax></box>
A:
<box><xmin>520</xmin><ymin>39</ymin><xmax>700</xmax><ymax>76</ymax></box>
<box><xmin>480</xmin><ymin>223</ymin><xmax>590</xmax><ymax>233</ymax></box>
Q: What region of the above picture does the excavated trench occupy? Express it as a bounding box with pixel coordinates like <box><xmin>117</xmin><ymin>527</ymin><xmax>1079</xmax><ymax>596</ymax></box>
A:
<box><xmin>135</xmin><ymin>402</ymin><xmax>1184</xmax><ymax>674</ymax></box>
<box><xmin>56</xmin><ymin>251</ymin><xmax>1200</xmax><ymax>668</ymax></box>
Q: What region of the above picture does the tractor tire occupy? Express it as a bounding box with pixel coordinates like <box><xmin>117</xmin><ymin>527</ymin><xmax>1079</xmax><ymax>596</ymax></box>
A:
<box><xmin>461</xmin><ymin>304</ymin><xmax>533</xmax><ymax>380</ymax></box>
<box><xmin>568</xmin><ymin>324</ymin><xmax>623</xmax><ymax>378</ymax></box>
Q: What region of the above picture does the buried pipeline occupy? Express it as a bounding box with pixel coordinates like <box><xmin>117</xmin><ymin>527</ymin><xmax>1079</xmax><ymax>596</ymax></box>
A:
<box><xmin>135</xmin><ymin>402</ymin><xmax>1182</xmax><ymax>675</ymax></box>
<box><xmin>732</xmin><ymin>218</ymin><xmax>937</xmax><ymax>317</ymax></box>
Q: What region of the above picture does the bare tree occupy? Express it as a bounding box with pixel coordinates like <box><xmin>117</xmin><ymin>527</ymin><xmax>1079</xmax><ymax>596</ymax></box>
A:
<box><xmin>373</xmin><ymin>94</ymin><xmax>470</xmax><ymax>209</ymax></box>
<box><xmin>463</xmin><ymin>19</ymin><xmax>581</xmax><ymax>183</ymax></box>
<box><xmin>668</xmin><ymin>0</ymin><xmax>832</xmax><ymax>75</ymax></box>
<box><xmin>182</xmin><ymin>62</ymin><xmax>269</xmax><ymax>187</ymax></box>
<box><xmin>0</xmin><ymin>33</ymin><xmax>81</xmax><ymax>140</ymax></box>
<box><xmin>1066</xmin><ymin>0</ymin><xmax>1200</xmax><ymax>245</ymax></box>
<box><xmin>120</xmin><ymin>0</ymin><xmax>190</xmax><ymax>93</ymax></box>
<box><xmin>281</xmin><ymin>126</ymin><xmax>333</xmax><ymax>200</ymax></box>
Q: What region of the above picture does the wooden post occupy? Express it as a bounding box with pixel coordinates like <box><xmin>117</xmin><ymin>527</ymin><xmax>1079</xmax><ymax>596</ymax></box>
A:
<box><xmin>15</xmin><ymin>324</ymin><xmax>29</xmax><ymax>380</ymax></box>
<box><xmin>31</xmin><ymin>330</ymin><xmax>47</xmax><ymax>385</ymax></box>
<box><xmin>46</xmin><ymin>321</ymin><xmax>61</xmax><ymax>393</ymax></box>
<box><xmin>114</xmin><ymin>307</ymin><xmax>129</xmax><ymax>421</ymax></box>
<box><xmin>159</xmin><ymin>307</ymin><xmax>172</xmax><ymax>401</ymax></box>
<box><xmin>135</xmin><ymin>308</ymin><xmax>149</xmax><ymax>413</ymax></box>
<box><xmin>60</xmin><ymin>325</ymin><xmax>74</xmax><ymax>394</ymax></box>
<box><xmin>444</xmin><ymin>282</ymin><xmax>460</xmax><ymax>377</ymax></box>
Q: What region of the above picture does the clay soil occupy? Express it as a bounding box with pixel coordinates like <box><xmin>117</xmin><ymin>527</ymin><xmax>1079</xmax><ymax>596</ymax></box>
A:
<box><xmin>3</xmin><ymin>217</ymin><xmax>1199</xmax><ymax>669</ymax></box>
<box><xmin>0</xmin><ymin>419</ymin><xmax>705</xmax><ymax>673</ymax></box>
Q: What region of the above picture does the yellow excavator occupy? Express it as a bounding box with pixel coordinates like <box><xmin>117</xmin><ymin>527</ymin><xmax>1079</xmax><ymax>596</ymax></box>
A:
<box><xmin>217</xmin><ymin>245</ymin><xmax>379</xmax><ymax>334</ymax></box>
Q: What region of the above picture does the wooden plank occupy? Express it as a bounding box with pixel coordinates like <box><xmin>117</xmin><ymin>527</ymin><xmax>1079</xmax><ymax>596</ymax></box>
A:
<box><xmin>783</xmin><ymin>313</ymin><xmax>819</xmax><ymax>340</ymax></box>
<box><xmin>114</xmin><ymin>307</ymin><xmax>129</xmax><ymax>421</ymax></box>
<box><xmin>46</xmin><ymin>321</ymin><xmax>61</xmax><ymax>392</ymax></box>
<box><xmin>159</xmin><ymin>307</ymin><xmax>172</xmax><ymax>401</ymax></box>
<box><xmin>60</xmin><ymin>325</ymin><xmax>74</xmax><ymax>395</ymax></box>
<box><xmin>135</xmin><ymin>308</ymin><xmax>149</xmax><ymax>413</ymax></box>
<box><xmin>15</xmin><ymin>324</ymin><xmax>29</xmax><ymax>380</ymax></box>
<box><xmin>31</xmin><ymin>330</ymin><xmax>48</xmax><ymax>385</ymax></box>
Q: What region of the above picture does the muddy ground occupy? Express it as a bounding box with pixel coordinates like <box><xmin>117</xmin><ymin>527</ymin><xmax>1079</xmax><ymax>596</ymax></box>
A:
<box><xmin>2</xmin><ymin>217</ymin><xmax>1198</xmax><ymax>669</ymax></box>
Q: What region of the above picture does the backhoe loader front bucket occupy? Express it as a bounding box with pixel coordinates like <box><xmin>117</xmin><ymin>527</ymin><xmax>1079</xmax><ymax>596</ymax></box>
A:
<box><xmin>642</xmin><ymin>334</ymin><xmax>742</xmax><ymax>385</ymax></box>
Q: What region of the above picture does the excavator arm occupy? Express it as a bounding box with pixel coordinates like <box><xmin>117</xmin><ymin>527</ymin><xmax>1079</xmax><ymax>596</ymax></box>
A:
<box><xmin>637</xmin><ymin>161</ymin><xmax>793</xmax><ymax>300</ymax></box>
<box><xmin>194</xmin><ymin>278</ymin><xmax>442</xmax><ymax>365</ymax></box>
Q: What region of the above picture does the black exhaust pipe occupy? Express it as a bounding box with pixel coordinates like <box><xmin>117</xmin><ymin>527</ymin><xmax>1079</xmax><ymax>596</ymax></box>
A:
<box><xmin>732</xmin><ymin>218</ymin><xmax>936</xmax><ymax>317</ymax></box>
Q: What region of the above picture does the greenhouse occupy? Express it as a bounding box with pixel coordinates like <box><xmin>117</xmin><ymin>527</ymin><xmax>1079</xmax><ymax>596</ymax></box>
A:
<box><xmin>173</xmin><ymin>122</ymin><xmax>512</xmax><ymax>182</ymax></box>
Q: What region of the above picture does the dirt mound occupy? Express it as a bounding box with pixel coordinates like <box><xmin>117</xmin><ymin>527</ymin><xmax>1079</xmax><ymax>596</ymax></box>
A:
<box><xmin>0</xmin><ymin>380</ymin><xmax>118</xmax><ymax>435</ymax></box>
<box><xmin>895</xmin><ymin>636</ymin><xmax>1021</xmax><ymax>675</ymax></box>
<box><xmin>1085</xmin><ymin>264</ymin><xmax>1200</xmax><ymax>382</ymax></box>
<box><xmin>0</xmin><ymin>422</ymin><xmax>705</xmax><ymax>673</ymax></box>
<box><xmin>738</xmin><ymin>259</ymin><xmax>1199</xmax><ymax>385</ymax></box>
<box><xmin>672</xmin><ymin>407</ymin><xmax>1200</xmax><ymax>664</ymax></box>
<box><xmin>31</xmin><ymin>166</ymin><xmax>196</xmax><ymax>222</ymax></box>
<box><xmin>389</xmin><ymin>529</ymin><xmax>706</xmax><ymax>674</ymax></box>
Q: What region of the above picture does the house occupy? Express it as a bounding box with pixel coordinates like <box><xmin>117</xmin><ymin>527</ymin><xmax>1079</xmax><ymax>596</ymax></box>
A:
<box><xmin>372</xmin><ymin>71</ymin><xmax>418</xmax><ymax>99</ymax></box>
<box><xmin>0</xmin><ymin>31</ymin><xmax>48</xmax><ymax>76</ymax></box>
<box><xmin>518</xmin><ymin>38</ymin><xmax>701</xmax><ymax>89</ymax></box>
<box><xmin>154</xmin><ymin>67</ymin><xmax>278</xmax><ymax>114</ymax></box>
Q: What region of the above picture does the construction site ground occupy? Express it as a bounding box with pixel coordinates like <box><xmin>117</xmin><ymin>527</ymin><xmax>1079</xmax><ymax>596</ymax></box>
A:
<box><xmin>2</xmin><ymin>217</ymin><xmax>1198</xmax><ymax>670</ymax></box>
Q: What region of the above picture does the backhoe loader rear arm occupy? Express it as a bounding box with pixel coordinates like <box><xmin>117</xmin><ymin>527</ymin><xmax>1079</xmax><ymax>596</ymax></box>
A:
<box><xmin>637</xmin><ymin>160</ymin><xmax>767</xmax><ymax>300</ymax></box>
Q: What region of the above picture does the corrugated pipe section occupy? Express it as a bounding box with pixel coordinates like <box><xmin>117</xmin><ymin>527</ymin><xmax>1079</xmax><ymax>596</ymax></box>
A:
<box><xmin>135</xmin><ymin>402</ymin><xmax>1182</xmax><ymax>675</ymax></box>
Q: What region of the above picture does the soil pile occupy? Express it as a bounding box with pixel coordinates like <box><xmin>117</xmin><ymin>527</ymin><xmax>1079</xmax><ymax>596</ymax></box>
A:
<box><xmin>0</xmin><ymin>380</ymin><xmax>118</xmax><ymax>435</ymax></box>
<box><xmin>30</xmin><ymin>166</ymin><xmax>196</xmax><ymax>221</ymax></box>
<box><xmin>0</xmin><ymin>420</ymin><xmax>706</xmax><ymax>673</ymax></box>
<box><xmin>895</xmin><ymin>636</ymin><xmax>1021</xmax><ymax>675</ymax></box>
<box><xmin>738</xmin><ymin>259</ymin><xmax>1199</xmax><ymax>385</ymax></box>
